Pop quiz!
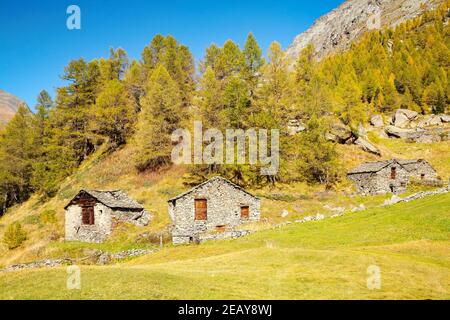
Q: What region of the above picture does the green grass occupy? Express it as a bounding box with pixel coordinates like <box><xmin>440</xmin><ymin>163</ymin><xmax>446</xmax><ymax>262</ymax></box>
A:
<box><xmin>1</xmin><ymin>193</ymin><xmax>449</xmax><ymax>300</ymax></box>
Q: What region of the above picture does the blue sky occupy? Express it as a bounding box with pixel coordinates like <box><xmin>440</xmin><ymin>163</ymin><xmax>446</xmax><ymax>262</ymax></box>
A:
<box><xmin>0</xmin><ymin>0</ymin><xmax>343</xmax><ymax>109</ymax></box>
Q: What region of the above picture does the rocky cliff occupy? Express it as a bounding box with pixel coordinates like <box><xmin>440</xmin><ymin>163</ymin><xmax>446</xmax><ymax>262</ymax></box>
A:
<box><xmin>286</xmin><ymin>0</ymin><xmax>444</xmax><ymax>61</ymax></box>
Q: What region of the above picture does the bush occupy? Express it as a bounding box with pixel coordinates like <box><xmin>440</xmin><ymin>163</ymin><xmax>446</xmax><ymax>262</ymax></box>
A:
<box><xmin>40</xmin><ymin>209</ymin><xmax>57</xmax><ymax>224</ymax></box>
<box><xmin>3</xmin><ymin>222</ymin><xmax>27</xmax><ymax>250</ymax></box>
<box><xmin>22</xmin><ymin>214</ymin><xmax>41</xmax><ymax>225</ymax></box>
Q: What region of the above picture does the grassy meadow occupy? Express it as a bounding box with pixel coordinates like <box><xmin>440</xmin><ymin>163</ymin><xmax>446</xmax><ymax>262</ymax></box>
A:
<box><xmin>0</xmin><ymin>192</ymin><xmax>449</xmax><ymax>299</ymax></box>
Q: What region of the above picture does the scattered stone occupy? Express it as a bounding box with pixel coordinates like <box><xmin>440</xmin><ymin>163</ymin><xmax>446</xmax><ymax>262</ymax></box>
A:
<box><xmin>441</xmin><ymin>114</ymin><xmax>450</xmax><ymax>123</ymax></box>
<box><xmin>287</xmin><ymin>119</ymin><xmax>306</xmax><ymax>136</ymax></box>
<box><xmin>97</xmin><ymin>253</ymin><xmax>111</xmax><ymax>265</ymax></box>
<box><xmin>281</xmin><ymin>209</ymin><xmax>289</xmax><ymax>218</ymax></box>
<box><xmin>351</xmin><ymin>203</ymin><xmax>366</xmax><ymax>212</ymax></box>
<box><xmin>382</xmin><ymin>194</ymin><xmax>402</xmax><ymax>206</ymax></box>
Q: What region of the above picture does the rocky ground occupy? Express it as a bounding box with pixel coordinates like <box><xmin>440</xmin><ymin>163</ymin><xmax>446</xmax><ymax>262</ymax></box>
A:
<box><xmin>287</xmin><ymin>109</ymin><xmax>450</xmax><ymax>156</ymax></box>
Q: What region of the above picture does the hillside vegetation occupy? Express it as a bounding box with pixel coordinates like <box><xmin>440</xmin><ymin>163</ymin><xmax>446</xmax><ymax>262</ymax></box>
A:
<box><xmin>0</xmin><ymin>193</ymin><xmax>449</xmax><ymax>299</ymax></box>
<box><xmin>1</xmin><ymin>1</ymin><xmax>449</xmax><ymax>215</ymax></box>
<box><xmin>0</xmin><ymin>135</ymin><xmax>448</xmax><ymax>268</ymax></box>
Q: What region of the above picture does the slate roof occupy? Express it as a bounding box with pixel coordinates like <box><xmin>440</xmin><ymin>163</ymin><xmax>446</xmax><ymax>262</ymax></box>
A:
<box><xmin>65</xmin><ymin>190</ymin><xmax>144</xmax><ymax>210</ymax></box>
<box><xmin>397</xmin><ymin>159</ymin><xmax>421</xmax><ymax>166</ymax></box>
<box><xmin>348</xmin><ymin>159</ymin><xmax>410</xmax><ymax>175</ymax></box>
<box><xmin>168</xmin><ymin>176</ymin><xmax>259</xmax><ymax>202</ymax></box>
<box><xmin>397</xmin><ymin>159</ymin><xmax>436</xmax><ymax>172</ymax></box>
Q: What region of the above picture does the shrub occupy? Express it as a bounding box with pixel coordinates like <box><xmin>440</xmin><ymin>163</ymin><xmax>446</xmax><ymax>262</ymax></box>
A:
<box><xmin>3</xmin><ymin>222</ymin><xmax>27</xmax><ymax>250</ymax></box>
<box><xmin>40</xmin><ymin>209</ymin><xmax>57</xmax><ymax>224</ymax></box>
<box><xmin>23</xmin><ymin>214</ymin><xmax>41</xmax><ymax>225</ymax></box>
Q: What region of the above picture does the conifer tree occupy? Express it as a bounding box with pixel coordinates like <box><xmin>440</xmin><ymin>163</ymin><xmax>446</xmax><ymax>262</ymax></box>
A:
<box><xmin>134</xmin><ymin>65</ymin><xmax>183</xmax><ymax>171</ymax></box>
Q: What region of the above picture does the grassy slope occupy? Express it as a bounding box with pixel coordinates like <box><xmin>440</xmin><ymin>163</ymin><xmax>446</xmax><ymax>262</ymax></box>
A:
<box><xmin>0</xmin><ymin>138</ymin><xmax>448</xmax><ymax>267</ymax></box>
<box><xmin>0</xmin><ymin>193</ymin><xmax>449</xmax><ymax>299</ymax></box>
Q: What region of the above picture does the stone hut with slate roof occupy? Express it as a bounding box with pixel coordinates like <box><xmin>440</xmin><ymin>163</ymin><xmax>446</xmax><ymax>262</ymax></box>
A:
<box><xmin>65</xmin><ymin>190</ymin><xmax>151</xmax><ymax>243</ymax></box>
<box><xmin>347</xmin><ymin>159</ymin><xmax>410</xmax><ymax>195</ymax></box>
<box><xmin>397</xmin><ymin>159</ymin><xmax>437</xmax><ymax>181</ymax></box>
<box><xmin>168</xmin><ymin>177</ymin><xmax>260</xmax><ymax>244</ymax></box>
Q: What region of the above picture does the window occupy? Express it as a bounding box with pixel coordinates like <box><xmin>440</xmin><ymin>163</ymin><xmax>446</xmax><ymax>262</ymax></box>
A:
<box><xmin>241</xmin><ymin>206</ymin><xmax>249</xmax><ymax>219</ymax></box>
<box><xmin>82</xmin><ymin>206</ymin><xmax>95</xmax><ymax>225</ymax></box>
<box><xmin>195</xmin><ymin>199</ymin><xmax>207</xmax><ymax>220</ymax></box>
<box><xmin>216</xmin><ymin>225</ymin><xmax>226</xmax><ymax>233</ymax></box>
<box><xmin>391</xmin><ymin>167</ymin><xmax>397</xmax><ymax>179</ymax></box>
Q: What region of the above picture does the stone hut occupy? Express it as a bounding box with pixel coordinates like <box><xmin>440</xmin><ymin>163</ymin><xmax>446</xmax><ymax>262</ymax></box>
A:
<box><xmin>168</xmin><ymin>176</ymin><xmax>260</xmax><ymax>244</ymax></box>
<box><xmin>65</xmin><ymin>190</ymin><xmax>150</xmax><ymax>243</ymax></box>
<box><xmin>347</xmin><ymin>159</ymin><xmax>410</xmax><ymax>195</ymax></box>
<box><xmin>397</xmin><ymin>159</ymin><xmax>438</xmax><ymax>181</ymax></box>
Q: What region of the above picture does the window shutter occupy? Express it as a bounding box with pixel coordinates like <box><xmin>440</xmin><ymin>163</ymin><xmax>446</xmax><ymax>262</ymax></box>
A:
<box><xmin>82</xmin><ymin>206</ymin><xmax>95</xmax><ymax>225</ymax></box>
<box><xmin>391</xmin><ymin>167</ymin><xmax>397</xmax><ymax>179</ymax></box>
<box><xmin>195</xmin><ymin>199</ymin><xmax>207</xmax><ymax>220</ymax></box>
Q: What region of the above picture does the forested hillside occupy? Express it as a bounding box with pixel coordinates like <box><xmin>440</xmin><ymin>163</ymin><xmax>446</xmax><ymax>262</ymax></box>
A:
<box><xmin>0</xmin><ymin>1</ymin><xmax>449</xmax><ymax>215</ymax></box>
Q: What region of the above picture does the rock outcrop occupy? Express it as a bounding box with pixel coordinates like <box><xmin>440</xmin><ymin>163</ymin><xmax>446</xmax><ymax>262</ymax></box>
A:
<box><xmin>286</xmin><ymin>0</ymin><xmax>443</xmax><ymax>61</ymax></box>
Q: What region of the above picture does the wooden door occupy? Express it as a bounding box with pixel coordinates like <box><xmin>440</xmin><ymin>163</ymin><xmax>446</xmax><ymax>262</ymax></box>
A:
<box><xmin>195</xmin><ymin>199</ymin><xmax>207</xmax><ymax>220</ymax></box>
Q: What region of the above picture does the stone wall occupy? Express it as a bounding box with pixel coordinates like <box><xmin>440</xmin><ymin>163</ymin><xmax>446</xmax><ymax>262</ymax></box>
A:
<box><xmin>169</xmin><ymin>179</ymin><xmax>260</xmax><ymax>244</ymax></box>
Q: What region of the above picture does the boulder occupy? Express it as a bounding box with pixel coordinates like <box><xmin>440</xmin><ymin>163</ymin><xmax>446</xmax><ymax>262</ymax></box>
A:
<box><xmin>281</xmin><ymin>209</ymin><xmax>289</xmax><ymax>218</ymax></box>
<box><xmin>441</xmin><ymin>114</ymin><xmax>450</xmax><ymax>123</ymax></box>
<box><xmin>428</xmin><ymin>114</ymin><xmax>443</xmax><ymax>126</ymax></box>
<box><xmin>354</xmin><ymin>137</ymin><xmax>381</xmax><ymax>155</ymax></box>
<box><xmin>385</xmin><ymin>125</ymin><xmax>420</xmax><ymax>139</ymax></box>
<box><xmin>327</xmin><ymin>123</ymin><xmax>354</xmax><ymax>143</ymax></box>
<box><xmin>357</xmin><ymin>123</ymin><xmax>367</xmax><ymax>137</ymax></box>
<box><xmin>391</xmin><ymin>109</ymin><xmax>418</xmax><ymax>128</ymax></box>
<box><xmin>131</xmin><ymin>210</ymin><xmax>152</xmax><ymax>227</ymax></box>
<box><xmin>370</xmin><ymin>114</ymin><xmax>384</xmax><ymax>128</ymax></box>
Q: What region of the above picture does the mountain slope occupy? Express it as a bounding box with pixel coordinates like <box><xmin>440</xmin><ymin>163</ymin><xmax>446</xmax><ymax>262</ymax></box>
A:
<box><xmin>286</xmin><ymin>0</ymin><xmax>445</xmax><ymax>61</ymax></box>
<box><xmin>0</xmin><ymin>89</ymin><xmax>23</xmax><ymax>128</ymax></box>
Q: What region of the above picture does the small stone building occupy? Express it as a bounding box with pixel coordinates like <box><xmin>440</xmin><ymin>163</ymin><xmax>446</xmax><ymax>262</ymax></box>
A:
<box><xmin>347</xmin><ymin>159</ymin><xmax>410</xmax><ymax>195</ymax></box>
<box><xmin>168</xmin><ymin>177</ymin><xmax>260</xmax><ymax>244</ymax></box>
<box><xmin>397</xmin><ymin>159</ymin><xmax>438</xmax><ymax>181</ymax></box>
<box><xmin>65</xmin><ymin>190</ymin><xmax>150</xmax><ymax>243</ymax></box>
